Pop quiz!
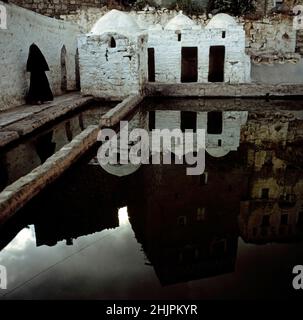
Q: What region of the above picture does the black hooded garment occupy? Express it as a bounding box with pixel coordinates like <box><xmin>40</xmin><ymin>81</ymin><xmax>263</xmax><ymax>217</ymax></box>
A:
<box><xmin>26</xmin><ymin>44</ymin><xmax>54</xmax><ymax>103</ymax></box>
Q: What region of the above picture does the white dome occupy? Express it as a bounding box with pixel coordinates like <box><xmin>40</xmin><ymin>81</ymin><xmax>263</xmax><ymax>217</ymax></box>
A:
<box><xmin>206</xmin><ymin>13</ymin><xmax>237</xmax><ymax>29</ymax></box>
<box><xmin>165</xmin><ymin>11</ymin><xmax>196</xmax><ymax>30</ymax></box>
<box><xmin>91</xmin><ymin>10</ymin><xmax>140</xmax><ymax>35</ymax></box>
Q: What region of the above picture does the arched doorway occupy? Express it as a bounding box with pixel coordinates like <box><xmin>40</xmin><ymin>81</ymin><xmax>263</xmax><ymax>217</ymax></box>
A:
<box><xmin>61</xmin><ymin>45</ymin><xmax>67</xmax><ymax>92</ymax></box>
<box><xmin>75</xmin><ymin>48</ymin><xmax>80</xmax><ymax>91</ymax></box>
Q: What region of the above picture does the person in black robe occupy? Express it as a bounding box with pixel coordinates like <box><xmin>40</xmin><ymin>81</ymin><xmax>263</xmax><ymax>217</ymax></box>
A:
<box><xmin>26</xmin><ymin>44</ymin><xmax>54</xmax><ymax>104</ymax></box>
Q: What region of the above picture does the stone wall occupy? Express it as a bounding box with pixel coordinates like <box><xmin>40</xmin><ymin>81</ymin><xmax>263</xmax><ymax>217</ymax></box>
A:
<box><xmin>0</xmin><ymin>2</ymin><xmax>80</xmax><ymax>110</ymax></box>
<box><xmin>10</xmin><ymin>0</ymin><xmax>108</xmax><ymax>17</ymax></box>
<box><xmin>244</xmin><ymin>15</ymin><xmax>300</xmax><ymax>63</ymax></box>
<box><xmin>148</xmin><ymin>26</ymin><xmax>251</xmax><ymax>84</ymax></box>
<box><xmin>60</xmin><ymin>8</ymin><xmax>302</xmax><ymax>62</ymax></box>
<box><xmin>78</xmin><ymin>32</ymin><xmax>148</xmax><ymax>99</ymax></box>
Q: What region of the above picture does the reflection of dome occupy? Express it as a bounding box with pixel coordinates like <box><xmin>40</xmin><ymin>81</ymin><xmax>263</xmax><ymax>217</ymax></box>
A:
<box><xmin>207</xmin><ymin>148</ymin><xmax>230</xmax><ymax>158</ymax></box>
<box><xmin>206</xmin><ymin>13</ymin><xmax>238</xmax><ymax>29</ymax></box>
<box><xmin>165</xmin><ymin>11</ymin><xmax>196</xmax><ymax>30</ymax></box>
<box><xmin>91</xmin><ymin>9</ymin><xmax>140</xmax><ymax>35</ymax></box>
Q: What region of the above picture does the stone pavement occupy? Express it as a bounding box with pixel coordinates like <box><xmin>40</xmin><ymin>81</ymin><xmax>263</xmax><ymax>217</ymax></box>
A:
<box><xmin>0</xmin><ymin>93</ymin><xmax>94</xmax><ymax>149</ymax></box>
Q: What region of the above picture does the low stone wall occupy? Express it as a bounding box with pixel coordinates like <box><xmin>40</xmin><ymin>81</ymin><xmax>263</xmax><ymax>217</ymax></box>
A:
<box><xmin>0</xmin><ymin>2</ymin><xmax>80</xmax><ymax>111</ymax></box>
<box><xmin>10</xmin><ymin>0</ymin><xmax>107</xmax><ymax>17</ymax></box>
<box><xmin>145</xmin><ymin>83</ymin><xmax>303</xmax><ymax>97</ymax></box>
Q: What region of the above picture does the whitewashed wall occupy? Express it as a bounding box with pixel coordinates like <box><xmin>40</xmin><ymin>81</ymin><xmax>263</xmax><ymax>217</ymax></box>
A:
<box><xmin>148</xmin><ymin>27</ymin><xmax>251</xmax><ymax>84</ymax></box>
<box><xmin>78</xmin><ymin>32</ymin><xmax>148</xmax><ymax>99</ymax></box>
<box><xmin>0</xmin><ymin>2</ymin><xmax>80</xmax><ymax>111</ymax></box>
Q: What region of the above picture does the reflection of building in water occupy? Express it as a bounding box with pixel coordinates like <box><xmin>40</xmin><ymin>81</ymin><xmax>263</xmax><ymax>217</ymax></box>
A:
<box><xmin>149</xmin><ymin>110</ymin><xmax>248</xmax><ymax>157</ymax></box>
<box><xmin>239</xmin><ymin>148</ymin><xmax>303</xmax><ymax>243</ymax></box>
<box><xmin>239</xmin><ymin>111</ymin><xmax>303</xmax><ymax>243</ymax></box>
<box><xmin>127</xmin><ymin>159</ymin><xmax>247</xmax><ymax>285</ymax></box>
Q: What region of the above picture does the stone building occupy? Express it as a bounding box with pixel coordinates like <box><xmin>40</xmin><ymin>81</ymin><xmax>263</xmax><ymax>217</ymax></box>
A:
<box><xmin>78</xmin><ymin>10</ymin><xmax>251</xmax><ymax>99</ymax></box>
<box><xmin>147</xmin><ymin>12</ymin><xmax>251</xmax><ymax>84</ymax></box>
<box><xmin>78</xmin><ymin>9</ymin><xmax>148</xmax><ymax>99</ymax></box>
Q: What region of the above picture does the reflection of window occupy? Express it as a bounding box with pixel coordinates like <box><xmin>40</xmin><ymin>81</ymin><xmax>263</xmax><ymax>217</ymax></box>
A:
<box><xmin>281</xmin><ymin>214</ymin><xmax>288</xmax><ymax>225</ymax></box>
<box><xmin>274</xmin><ymin>0</ymin><xmax>283</xmax><ymax>7</ymax></box>
<box><xmin>149</xmin><ymin>111</ymin><xmax>155</xmax><ymax>131</ymax></box>
<box><xmin>260</xmin><ymin>227</ymin><xmax>268</xmax><ymax>237</ymax></box>
<box><xmin>197</xmin><ymin>207</ymin><xmax>205</xmax><ymax>221</ymax></box>
<box><xmin>207</xmin><ymin>111</ymin><xmax>223</xmax><ymax>134</ymax></box>
<box><xmin>253</xmin><ymin>227</ymin><xmax>257</xmax><ymax>236</ymax></box>
<box><xmin>178</xmin><ymin>216</ymin><xmax>187</xmax><ymax>226</ymax></box>
<box><xmin>181</xmin><ymin>111</ymin><xmax>197</xmax><ymax>132</ymax></box>
<box><xmin>261</xmin><ymin>188</ymin><xmax>269</xmax><ymax>200</ymax></box>
<box><xmin>110</xmin><ymin>37</ymin><xmax>116</xmax><ymax>48</ymax></box>
<box><xmin>261</xmin><ymin>215</ymin><xmax>270</xmax><ymax>227</ymax></box>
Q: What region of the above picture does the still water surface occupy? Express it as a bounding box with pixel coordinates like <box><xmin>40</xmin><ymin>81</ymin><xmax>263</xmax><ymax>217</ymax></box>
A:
<box><xmin>0</xmin><ymin>101</ymin><xmax>303</xmax><ymax>299</ymax></box>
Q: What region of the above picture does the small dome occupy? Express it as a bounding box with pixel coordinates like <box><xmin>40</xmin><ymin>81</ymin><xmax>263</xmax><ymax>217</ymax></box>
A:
<box><xmin>165</xmin><ymin>11</ymin><xmax>196</xmax><ymax>30</ymax></box>
<box><xmin>206</xmin><ymin>13</ymin><xmax>237</xmax><ymax>29</ymax></box>
<box><xmin>91</xmin><ymin>9</ymin><xmax>140</xmax><ymax>35</ymax></box>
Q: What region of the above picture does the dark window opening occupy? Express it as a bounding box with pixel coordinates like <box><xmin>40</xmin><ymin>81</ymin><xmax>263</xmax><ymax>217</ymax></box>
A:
<box><xmin>181</xmin><ymin>47</ymin><xmax>198</xmax><ymax>83</ymax></box>
<box><xmin>218</xmin><ymin>139</ymin><xmax>222</xmax><ymax>147</ymax></box>
<box><xmin>178</xmin><ymin>33</ymin><xmax>182</xmax><ymax>41</ymax></box>
<box><xmin>281</xmin><ymin>214</ymin><xmax>288</xmax><ymax>225</ymax></box>
<box><xmin>261</xmin><ymin>215</ymin><xmax>270</xmax><ymax>227</ymax></box>
<box><xmin>181</xmin><ymin>111</ymin><xmax>197</xmax><ymax>132</ymax></box>
<box><xmin>222</xmin><ymin>31</ymin><xmax>226</xmax><ymax>38</ymax></box>
<box><xmin>149</xmin><ymin>111</ymin><xmax>155</xmax><ymax>131</ymax></box>
<box><xmin>148</xmin><ymin>48</ymin><xmax>155</xmax><ymax>82</ymax></box>
<box><xmin>110</xmin><ymin>37</ymin><xmax>116</xmax><ymax>48</ymax></box>
<box><xmin>208</xmin><ymin>45</ymin><xmax>225</xmax><ymax>82</ymax></box>
<box><xmin>261</xmin><ymin>188</ymin><xmax>269</xmax><ymax>200</ymax></box>
<box><xmin>298</xmin><ymin>212</ymin><xmax>303</xmax><ymax>226</ymax></box>
<box><xmin>207</xmin><ymin>111</ymin><xmax>223</xmax><ymax>134</ymax></box>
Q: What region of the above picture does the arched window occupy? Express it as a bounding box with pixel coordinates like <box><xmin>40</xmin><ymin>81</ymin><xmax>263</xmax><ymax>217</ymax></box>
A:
<box><xmin>110</xmin><ymin>37</ymin><xmax>116</xmax><ymax>48</ymax></box>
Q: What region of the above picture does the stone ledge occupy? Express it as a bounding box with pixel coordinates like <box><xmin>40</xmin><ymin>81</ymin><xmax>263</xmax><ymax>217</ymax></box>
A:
<box><xmin>0</xmin><ymin>125</ymin><xmax>99</xmax><ymax>225</ymax></box>
<box><xmin>0</xmin><ymin>93</ymin><xmax>94</xmax><ymax>150</ymax></box>
<box><xmin>145</xmin><ymin>83</ymin><xmax>303</xmax><ymax>98</ymax></box>
<box><xmin>100</xmin><ymin>94</ymin><xmax>144</xmax><ymax>127</ymax></box>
